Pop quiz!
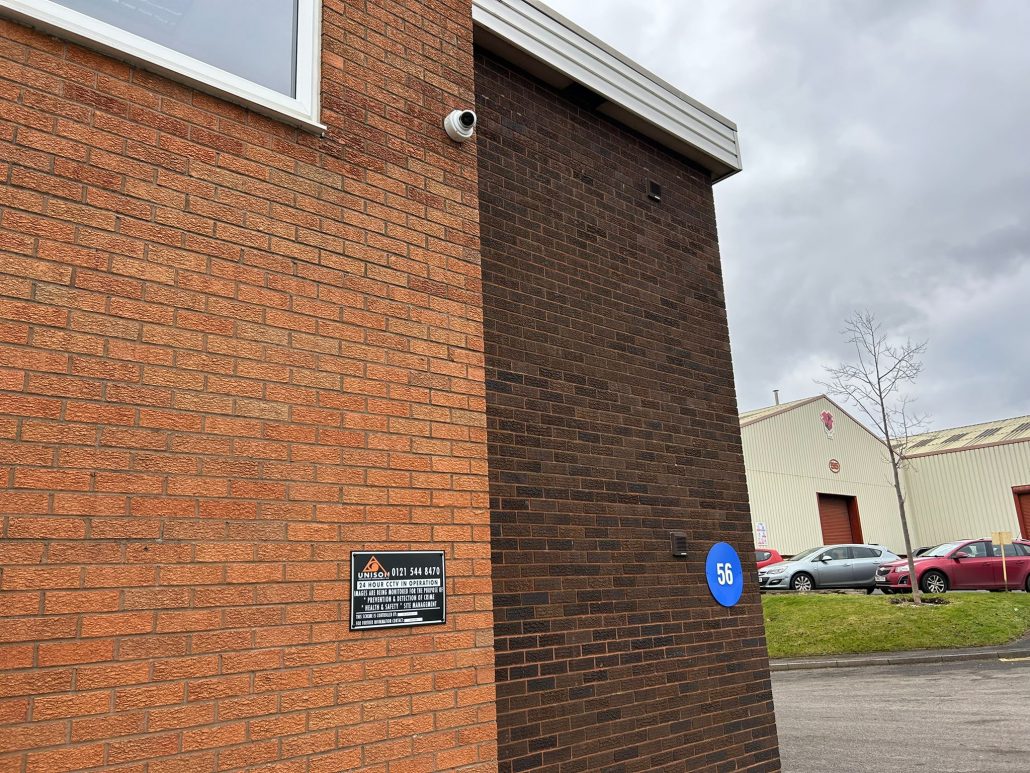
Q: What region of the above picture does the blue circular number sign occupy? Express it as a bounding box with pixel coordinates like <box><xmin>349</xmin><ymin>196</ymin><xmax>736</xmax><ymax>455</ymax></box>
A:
<box><xmin>706</xmin><ymin>542</ymin><xmax>744</xmax><ymax>607</ymax></box>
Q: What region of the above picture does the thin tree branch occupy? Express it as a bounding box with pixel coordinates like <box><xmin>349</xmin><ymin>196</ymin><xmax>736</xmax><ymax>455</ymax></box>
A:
<box><xmin>818</xmin><ymin>311</ymin><xmax>930</xmax><ymax>604</ymax></box>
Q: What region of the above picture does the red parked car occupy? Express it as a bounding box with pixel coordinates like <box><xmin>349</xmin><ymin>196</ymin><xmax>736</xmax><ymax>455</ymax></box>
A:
<box><xmin>875</xmin><ymin>538</ymin><xmax>1030</xmax><ymax>594</ymax></box>
<box><xmin>756</xmin><ymin>549</ymin><xmax>784</xmax><ymax>569</ymax></box>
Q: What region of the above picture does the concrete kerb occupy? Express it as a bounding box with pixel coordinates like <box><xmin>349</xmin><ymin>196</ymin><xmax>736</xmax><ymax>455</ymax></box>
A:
<box><xmin>770</xmin><ymin>645</ymin><xmax>1030</xmax><ymax>671</ymax></box>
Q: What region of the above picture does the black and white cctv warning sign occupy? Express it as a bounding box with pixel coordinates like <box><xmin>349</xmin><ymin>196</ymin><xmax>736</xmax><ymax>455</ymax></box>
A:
<box><xmin>349</xmin><ymin>551</ymin><xmax>446</xmax><ymax>631</ymax></box>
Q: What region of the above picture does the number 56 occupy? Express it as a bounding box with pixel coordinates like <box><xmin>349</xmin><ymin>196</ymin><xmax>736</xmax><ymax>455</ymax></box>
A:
<box><xmin>716</xmin><ymin>563</ymin><xmax>734</xmax><ymax>586</ymax></box>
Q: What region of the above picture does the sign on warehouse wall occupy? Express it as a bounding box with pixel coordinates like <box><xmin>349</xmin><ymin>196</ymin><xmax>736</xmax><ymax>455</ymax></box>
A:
<box><xmin>755</xmin><ymin>522</ymin><xmax>769</xmax><ymax>547</ymax></box>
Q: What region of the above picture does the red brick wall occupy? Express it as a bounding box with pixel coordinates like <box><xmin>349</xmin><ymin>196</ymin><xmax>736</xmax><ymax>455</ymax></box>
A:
<box><xmin>0</xmin><ymin>1</ymin><xmax>497</xmax><ymax>771</ymax></box>
<box><xmin>476</xmin><ymin>51</ymin><xmax>781</xmax><ymax>772</ymax></box>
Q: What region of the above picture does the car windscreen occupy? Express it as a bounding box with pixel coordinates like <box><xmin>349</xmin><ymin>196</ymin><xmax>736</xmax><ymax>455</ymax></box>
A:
<box><xmin>919</xmin><ymin>542</ymin><xmax>963</xmax><ymax>557</ymax></box>
<box><xmin>790</xmin><ymin>547</ymin><xmax>822</xmax><ymax>562</ymax></box>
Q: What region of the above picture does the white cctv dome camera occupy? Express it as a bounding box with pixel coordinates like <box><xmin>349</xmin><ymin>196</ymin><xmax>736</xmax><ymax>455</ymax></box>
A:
<box><xmin>443</xmin><ymin>109</ymin><xmax>477</xmax><ymax>142</ymax></box>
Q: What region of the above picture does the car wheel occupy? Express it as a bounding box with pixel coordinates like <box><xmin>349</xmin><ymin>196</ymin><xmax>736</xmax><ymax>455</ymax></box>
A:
<box><xmin>921</xmin><ymin>571</ymin><xmax>948</xmax><ymax>594</ymax></box>
<box><xmin>791</xmin><ymin>573</ymin><xmax>815</xmax><ymax>592</ymax></box>
<box><xmin>865</xmin><ymin>586</ymin><xmax>876</xmax><ymax>595</ymax></box>
<box><xmin>1025</xmin><ymin>575</ymin><xmax>1030</xmax><ymax>593</ymax></box>
<box><xmin>881</xmin><ymin>588</ymin><xmax>894</xmax><ymax>595</ymax></box>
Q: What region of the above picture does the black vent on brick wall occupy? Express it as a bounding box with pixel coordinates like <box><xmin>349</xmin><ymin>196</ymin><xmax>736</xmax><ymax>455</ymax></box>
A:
<box><xmin>671</xmin><ymin>531</ymin><xmax>688</xmax><ymax>557</ymax></box>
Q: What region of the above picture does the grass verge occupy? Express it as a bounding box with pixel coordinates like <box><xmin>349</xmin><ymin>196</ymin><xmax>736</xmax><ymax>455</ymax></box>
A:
<box><xmin>763</xmin><ymin>592</ymin><xmax>1030</xmax><ymax>659</ymax></box>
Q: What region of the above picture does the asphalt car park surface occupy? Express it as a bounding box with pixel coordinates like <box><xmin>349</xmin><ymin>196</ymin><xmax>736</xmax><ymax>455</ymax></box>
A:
<box><xmin>773</xmin><ymin>658</ymin><xmax>1030</xmax><ymax>772</ymax></box>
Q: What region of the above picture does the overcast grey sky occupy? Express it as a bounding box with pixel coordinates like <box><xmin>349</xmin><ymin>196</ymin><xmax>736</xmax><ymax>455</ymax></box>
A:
<box><xmin>546</xmin><ymin>0</ymin><xmax>1030</xmax><ymax>431</ymax></box>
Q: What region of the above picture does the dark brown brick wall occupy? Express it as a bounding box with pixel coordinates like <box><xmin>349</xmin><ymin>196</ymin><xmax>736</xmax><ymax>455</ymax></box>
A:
<box><xmin>476</xmin><ymin>50</ymin><xmax>780</xmax><ymax>773</ymax></box>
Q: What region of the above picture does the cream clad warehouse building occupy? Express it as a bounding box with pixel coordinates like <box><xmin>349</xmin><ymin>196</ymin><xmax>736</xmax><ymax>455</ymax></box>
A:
<box><xmin>905</xmin><ymin>417</ymin><xmax>1030</xmax><ymax>547</ymax></box>
<box><xmin>741</xmin><ymin>396</ymin><xmax>1030</xmax><ymax>555</ymax></box>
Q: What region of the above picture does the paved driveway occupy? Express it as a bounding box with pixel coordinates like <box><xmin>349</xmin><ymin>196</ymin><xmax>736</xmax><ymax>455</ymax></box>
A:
<box><xmin>772</xmin><ymin>658</ymin><xmax>1030</xmax><ymax>772</ymax></box>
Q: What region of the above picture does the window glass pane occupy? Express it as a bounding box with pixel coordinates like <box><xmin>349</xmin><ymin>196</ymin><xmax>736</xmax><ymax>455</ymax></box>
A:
<box><xmin>852</xmin><ymin>547</ymin><xmax>876</xmax><ymax>559</ymax></box>
<box><xmin>993</xmin><ymin>543</ymin><xmax>1023</xmax><ymax>558</ymax></box>
<box><xmin>53</xmin><ymin>0</ymin><xmax>299</xmax><ymax>96</ymax></box>
<box><xmin>961</xmin><ymin>541</ymin><xmax>989</xmax><ymax>558</ymax></box>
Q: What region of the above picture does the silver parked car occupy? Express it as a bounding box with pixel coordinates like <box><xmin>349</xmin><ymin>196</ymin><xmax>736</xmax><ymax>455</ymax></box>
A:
<box><xmin>757</xmin><ymin>544</ymin><xmax>900</xmax><ymax>593</ymax></box>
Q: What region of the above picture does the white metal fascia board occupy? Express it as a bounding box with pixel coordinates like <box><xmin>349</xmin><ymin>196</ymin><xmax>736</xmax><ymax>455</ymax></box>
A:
<box><xmin>472</xmin><ymin>0</ymin><xmax>741</xmax><ymax>180</ymax></box>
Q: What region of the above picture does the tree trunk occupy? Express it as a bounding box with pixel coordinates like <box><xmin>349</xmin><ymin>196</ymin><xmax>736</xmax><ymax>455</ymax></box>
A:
<box><xmin>890</xmin><ymin>456</ymin><xmax>922</xmax><ymax>604</ymax></box>
<box><xmin>878</xmin><ymin>380</ymin><xmax>922</xmax><ymax>605</ymax></box>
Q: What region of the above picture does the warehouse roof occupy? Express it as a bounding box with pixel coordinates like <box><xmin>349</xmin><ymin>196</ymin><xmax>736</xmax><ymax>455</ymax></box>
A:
<box><xmin>739</xmin><ymin>394</ymin><xmax>887</xmax><ymax>447</ymax></box>
<box><xmin>903</xmin><ymin>414</ymin><xmax>1030</xmax><ymax>458</ymax></box>
<box><xmin>739</xmin><ymin>396</ymin><xmax>823</xmax><ymax>427</ymax></box>
<box><xmin>740</xmin><ymin>395</ymin><xmax>1030</xmax><ymax>458</ymax></box>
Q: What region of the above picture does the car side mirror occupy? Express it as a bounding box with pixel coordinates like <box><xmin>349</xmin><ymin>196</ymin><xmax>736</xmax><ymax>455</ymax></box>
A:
<box><xmin>819</xmin><ymin>555</ymin><xmax>831</xmax><ymax>563</ymax></box>
<box><xmin>952</xmin><ymin>551</ymin><xmax>970</xmax><ymax>560</ymax></box>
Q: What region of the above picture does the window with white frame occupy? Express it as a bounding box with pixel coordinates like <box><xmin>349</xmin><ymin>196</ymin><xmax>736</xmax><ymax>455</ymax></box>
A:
<box><xmin>0</xmin><ymin>0</ymin><xmax>322</xmax><ymax>130</ymax></box>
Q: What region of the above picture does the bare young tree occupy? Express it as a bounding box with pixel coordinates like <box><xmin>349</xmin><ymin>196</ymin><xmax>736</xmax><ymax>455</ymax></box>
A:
<box><xmin>820</xmin><ymin>311</ymin><xmax>929</xmax><ymax>604</ymax></box>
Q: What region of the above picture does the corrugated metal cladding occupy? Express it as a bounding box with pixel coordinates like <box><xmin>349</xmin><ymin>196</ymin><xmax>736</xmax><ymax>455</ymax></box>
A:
<box><xmin>905</xmin><ymin>441</ymin><xmax>1030</xmax><ymax>545</ymax></box>
<box><xmin>741</xmin><ymin>395</ymin><xmax>1030</xmax><ymax>555</ymax></box>
<box><xmin>740</xmin><ymin>396</ymin><xmax>903</xmax><ymax>555</ymax></box>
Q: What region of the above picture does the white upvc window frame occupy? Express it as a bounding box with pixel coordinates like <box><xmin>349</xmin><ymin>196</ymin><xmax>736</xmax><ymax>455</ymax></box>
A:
<box><xmin>0</xmin><ymin>0</ymin><xmax>324</xmax><ymax>133</ymax></box>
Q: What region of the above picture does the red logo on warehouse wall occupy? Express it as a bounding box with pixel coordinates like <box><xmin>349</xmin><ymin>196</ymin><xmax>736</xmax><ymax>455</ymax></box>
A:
<box><xmin>820</xmin><ymin>410</ymin><xmax>835</xmax><ymax>439</ymax></box>
<box><xmin>829</xmin><ymin>459</ymin><xmax>841</xmax><ymax>474</ymax></box>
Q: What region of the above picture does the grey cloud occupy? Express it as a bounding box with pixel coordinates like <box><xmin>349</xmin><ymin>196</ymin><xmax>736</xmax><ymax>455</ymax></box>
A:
<box><xmin>547</xmin><ymin>0</ymin><xmax>1030</xmax><ymax>428</ymax></box>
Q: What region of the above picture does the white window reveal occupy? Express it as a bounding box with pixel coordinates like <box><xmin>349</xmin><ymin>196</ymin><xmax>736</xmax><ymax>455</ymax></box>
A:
<box><xmin>0</xmin><ymin>0</ymin><xmax>323</xmax><ymax>131</ymax></box>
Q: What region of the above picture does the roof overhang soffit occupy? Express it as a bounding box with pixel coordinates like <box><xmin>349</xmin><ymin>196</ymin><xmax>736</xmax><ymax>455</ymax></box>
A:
<box><xmin>471</xmin><ymin>0</ymin><xmax>742</xmax><ymax>181</ymax></box>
